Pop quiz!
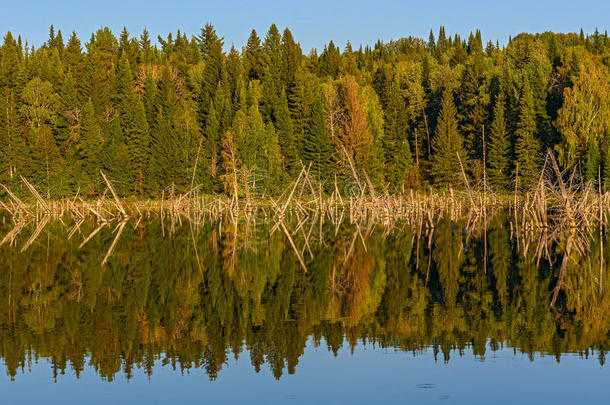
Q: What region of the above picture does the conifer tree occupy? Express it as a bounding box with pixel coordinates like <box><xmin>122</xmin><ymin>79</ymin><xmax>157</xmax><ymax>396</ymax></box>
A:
<box><xmin>64</xmin><ymin>31</ymin><xmax>84</xmax><ymax>77</ymax></box>
<box><xmin>382</xmin><ymin>81</ymin><xmax>413</xmax><ymax>190</ymax></box>
<box><xmin>265</xmin><ymin>122</ymin><xmax>283</xmax><ymax>194</ymax></box>
<box><xmin>514</xmin><ymin>80</ymin><xmax>541</xmax><ymax>189</ymax></box>
<box><xmin>430</xmin><ymin>88</ymin><xmax>468</xmax><ymax>188</ymax></box>
<box><xmin>205</xmin><ymin>101</ymin><xmax>221</xmax><ymax>186</ymax></box>
<box><xmin>263</xmin><ymin>24</ymin><xmax>282</xmax><ymax>87</ymax></box>
<box><xmin>459</xmin><ymin>55</ymin><xmax>488</xmax><ymax>160</ymax></box>
<box><xmin>126</xmin><ymin>99</ymin><xmax>149</xmax><ymax>193</ymax></box>
<box><xmin>0</xmin><ymin>32</ymin><xmax>22</xmax><ymax>89</ymax></box>
<box><xmin>280</xmin><ymin>28</ymin><xmax>301</xmax><ymax>90</ymax></box>
<box><xmin>78</xmin><ymin>99</ymin><xmax>104</xmax><ymax>193</ymax></box>
<box><xmin>56</xmin><ymin>70</ymin><xmax>78</xmax><ymax>159</ymax></box>
<box><xmin>303</xmin><ymin>92</ymin><xmax>333</xmax><ymax>184</ymax></box>
<box><xmin>487</xmin><ymin>94</ymin><xmax>511</xmax><ymax>189</ymax></box>
<box><xmin>275</xmin><ymin>91</ymin><xmax>298</xmax><ymax>175</ymax></box>
<box><xmin>198</xmin><ymin>24</ymin><xmax>224</xmax><ymax>126</ymax></box>
<box><xmin>244</xmin><ymin>30</ymin><xmax>266</xmax><ymax>81</ymax></box>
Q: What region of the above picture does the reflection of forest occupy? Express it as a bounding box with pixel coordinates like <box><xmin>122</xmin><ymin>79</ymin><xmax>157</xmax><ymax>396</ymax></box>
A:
<box><xmin>0</xmin><ymin>213</ymin><xmax>608</xmax><ymax>381</ymax></box>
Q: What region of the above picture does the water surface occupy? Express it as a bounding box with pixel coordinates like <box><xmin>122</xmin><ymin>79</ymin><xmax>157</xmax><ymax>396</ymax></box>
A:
<box><xmin>0</xmin><ymin>213</ymin><xmax>608</xmax><ymax>403</ymax></box>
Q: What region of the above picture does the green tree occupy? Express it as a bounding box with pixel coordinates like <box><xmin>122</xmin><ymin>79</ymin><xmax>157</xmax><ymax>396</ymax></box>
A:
<box><xmin>430</xmin><ymin>88</ymin><xmax>468</xmax><ymax>188</ymax></box>
<box><xmin>78</xmin><ymin>99</ymin><xmax>104</xmax><ymax>193</ymax></box>
<box><xmin>303</xmin><ymin>92</ymin><xmax>333</xmax><ymax>184</ymax></box>
<box><xmin>514</xmin><ymin>80</ymin><xmax>541</xmax><ymax>189</ymax></box>
<box><xmin>487</xmin><ymin>94</ymin><xmax>511</xmax><ymax>189</ymax></box>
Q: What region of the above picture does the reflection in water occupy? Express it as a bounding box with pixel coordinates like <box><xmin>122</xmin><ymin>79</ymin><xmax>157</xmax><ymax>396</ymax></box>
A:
<box><xmin>0</xmin><ymin>211</ymin><xmax>608</xmax><ymax>382</ymax></box>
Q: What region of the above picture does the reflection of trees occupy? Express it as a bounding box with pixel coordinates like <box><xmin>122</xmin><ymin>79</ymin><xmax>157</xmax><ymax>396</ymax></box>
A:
<box><xmin>0</xmin><ymin>213</ymin><xmax>608</xmax><ymax>381</ymax></box>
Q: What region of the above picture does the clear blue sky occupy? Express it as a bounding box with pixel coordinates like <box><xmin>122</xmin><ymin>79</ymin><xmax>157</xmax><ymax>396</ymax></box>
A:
<box><xmin>2</xmin><ymin>0</ymin><xmax>609</xmax><ymax>52</ymax></box>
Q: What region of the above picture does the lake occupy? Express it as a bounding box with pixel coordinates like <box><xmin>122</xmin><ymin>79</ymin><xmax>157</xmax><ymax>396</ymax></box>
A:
<box><xmin>0</xmin><ymin>212</ymin><xmax>608</xmax><ymax>404</ymax></box>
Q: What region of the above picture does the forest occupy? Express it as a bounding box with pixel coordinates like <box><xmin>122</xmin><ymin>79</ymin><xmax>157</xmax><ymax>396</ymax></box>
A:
<box><xmin>1</xmin><ymin>24</ymin><xmax>610</xmax><ymax>198</ymax></box>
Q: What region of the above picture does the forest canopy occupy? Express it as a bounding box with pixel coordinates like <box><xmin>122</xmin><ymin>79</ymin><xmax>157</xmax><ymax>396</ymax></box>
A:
<box><xmin>1</xmin><ymin>24</ymin><xmax>610</xmax><ymax>197</ymax></box>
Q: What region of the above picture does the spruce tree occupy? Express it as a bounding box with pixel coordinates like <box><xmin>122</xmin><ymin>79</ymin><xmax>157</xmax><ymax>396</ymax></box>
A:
<box><xmin>56</xmin><ymin>70</ymin><xmax>78</xmax><ymax>160</ymax></box>
<box><xmin>430</xmin><ymin>88</ymin><xmax>468</xmax><ymax>189</ymax></box>
<box><xmin>126</xmin><ymin>99</ymin><xmax>149</xmax><ymax>194</ymax></box>
<box><xmin>280</xmin><ymin>28</ymin><xmax>301</xmax><ymax>90</ymax></box>
<box><xmin>244</xmin><ymin>30</ymin><xmax>266</xmax><ymax>81</ymax></box>
<box><xmin>0</xmin><ymin>32</ymin><xmax>22</xmax><ymax>89</ymax></box>
<box><xmin>303</xmin><ymin>92</ymin><xmax>333</xmax><ymax>184</ymax></box>
<box><xmin>383</xmin><ymin>82</ymin><xmax>413</xmax><ymax>190</ymax></box>
<box><xmin>198</xmin><ymin>24</ymin><xmax>224</xmax><ymax>126</ymax></box>
<box><xmin>79</xmin><ymin>99</ymin><xmax>104</xmax><ymax>193</ymax></box>
<box><xmin>487</xmin><ymin>94</ymin><xmax>510</xmax><ymax>190</ymax></box>
<box><xmin>204</xmin><ymin>101</ymin><xmax>221</xmax><ymax>188</ymax></box>
<box><xmin>275</xmin><ymin>91</ymin><xmax>298</xmax><ymax>175</ymax></box>
<box><xmin>514</xmin><ymin>80</ymin><xmax>541</xmax><ymax>190</ymax></box>
<box><xmin>459</xmin><ymin>55</ymin><xmax>488</xmax><ymax>160</ymax></box>
<box><xmin>265</xmin><ymin>122</ymin><xmax>284</xmax><ymax>194</ymax></box>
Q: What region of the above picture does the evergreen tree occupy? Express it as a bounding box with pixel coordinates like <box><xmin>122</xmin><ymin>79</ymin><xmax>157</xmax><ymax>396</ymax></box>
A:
<box><xmin>198</xmin><ymin>23</ymin><xmax>224</xmax><ymax>126</ymax></box>
<box><xmin>78</xmin><ymin>99</ymin><xmax>104</xmax><ymax>193</ymax></box>
<box><xmin>514</xmin><ymin>80</ymin><xmax>541</xmax><ymax>189</ymax></box>
<box><xmin>430</xmin><ymin>88</ymin><xmax>468</xmax><ymax>188</ymax></box>
<box><xmin>275</xmin><ymin>91</ymin><xmax>298</xmax><ymax>175</ymax></box>
<box><xmin>204</xmin><ymin>101</ymin><xmax>221</xmax><ymax>188</ymax></box>
<box><xmin>56</xmin><ymin>70</ymin><xmax>78</xmax><ymax>159</ymax></box>
<box><xmin>126</xmin><ymin>99</ymin><xmax>149</xmax><ymax>193</ymax></box>
<box><xmin>303</xmin><ymin>92</ymin><xmax>333</xmax><ymax>184</ymax></box>
<box><xmin>265</xmin><ymin>122</ymin><xmax>283</xmax><ymax>194</ymax></box>
<box><xmin>487</xmin><ymin>94</ymin><xmax>511</xmax><ymax>189</ymax></box>
<box><xmin>0</xmin><ymin>32</ymin><xmax>22</xmax><ymax>89</ymax></box>
<box><xmin>280</xmin><ymin>28</ymin><xmax>301</xmax><ymax>90</ymax></box>
<box><xmin>459</xmin><ymin>55</ymin><xmax>488</xmax><ymax>160</ymax></box>
<box><xmin>244</xmin><ymin>29</ymin><xmax>266</xmax><ymax>81</ymax></box>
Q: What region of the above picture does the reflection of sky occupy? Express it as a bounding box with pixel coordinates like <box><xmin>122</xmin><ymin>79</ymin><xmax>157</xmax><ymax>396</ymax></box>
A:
<box><xmin>2</xmin><ymin>340</ymin><xmax>608</xmax><ymax>404</ymax></box>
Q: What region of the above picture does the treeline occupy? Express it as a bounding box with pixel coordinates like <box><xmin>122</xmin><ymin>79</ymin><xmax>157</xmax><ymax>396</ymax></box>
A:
<box><xmin>1</xmin><ymin>24</ymin><xmax>610</xmax><ymax>197</ymax></box>
<box><xmin>0</xmin><ymin>215</ymin><xmax>608</xmax><ymax>380</ymax></box>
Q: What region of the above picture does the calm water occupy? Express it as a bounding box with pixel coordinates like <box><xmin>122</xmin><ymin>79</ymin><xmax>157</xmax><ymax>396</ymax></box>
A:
<box><xmin>0</xmin><ymin>213</ymin><xmax>608</xmax><ymax>404</ymax></box>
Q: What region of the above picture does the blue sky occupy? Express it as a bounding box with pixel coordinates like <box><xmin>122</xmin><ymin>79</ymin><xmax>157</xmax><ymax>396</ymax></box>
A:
<box><xmin>2</xmin><ymin>0</ymin><xmax>610</xmax><ymax>52</ymax></box>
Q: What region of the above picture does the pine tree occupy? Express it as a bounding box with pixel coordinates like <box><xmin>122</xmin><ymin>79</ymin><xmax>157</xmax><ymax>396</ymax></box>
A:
<box><xmin>514</xmin><ymin>80</ymin><xmax>540</xmax><ymax>189</ymax></box>
<box><xmin>487</xmin><ymin>94</ymin><xmax>511</xmax><ymax>189</ymax></box>
<box><xmin>430</xmin><ymin>88</ymin><xmax>468</xmax><ymax>188</ymax></box>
